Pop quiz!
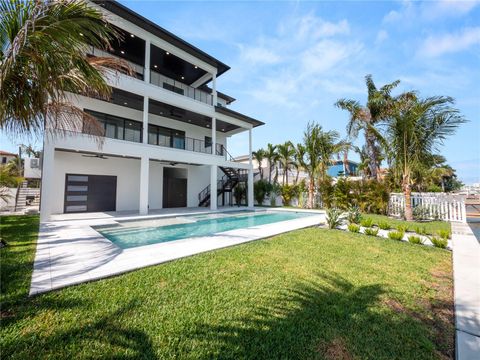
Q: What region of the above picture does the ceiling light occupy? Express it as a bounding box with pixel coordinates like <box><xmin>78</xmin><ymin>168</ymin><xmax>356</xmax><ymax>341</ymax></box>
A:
<box><xmin>166</xmin><ymin>51</ymin><xmax>170</xmax><ymax>55</ymax></box>
<box><xmin>120</xmin><ymin>50</ymin><xmax>125</xmax><ymax>54</ymax></box>
<box><xmin>221</xmin><ymin>128</ymin><xmax>225</xmax><ymax>131</ymax></box>
<box><xmin>79</xmin><ymin>32</ymin><xmax>84</xmax><ymax>36</ymax></box>
<box><xmin>188</xmin><ymin>119</ymin><xmax>191</xmax><ymax>122</ymax></box>
<box><xmin>206</xmin><ymin>124</ymin><xmax>210</xmax><ymax>127</ymax></box>
<box><xmin>159</xmin><ymin>111</ymin><xmax>163</xmax><ymax>115</ymax></box>
<box><xmin>154</xmin><ymin>65</ymin><xmax>158</xmax><ymax>68</ymax></box>
<box><xmin>130</xmin><ymin>34</ymin><xmax>135</xmax><ymax>38</ymax></box>
<box><xmin>194</xmin><ymin>66</ymin><xmax>198</xmax><ymax>69</ymax></box>
<box><xmin>123</xmin><ymin>102</ymin><xmax>128</xmax><ymax>105</ymax></box>
<box><xmin>181</xmin><ymin>76</ymin><xmax>185</xmax><ymax>80</ymax></box>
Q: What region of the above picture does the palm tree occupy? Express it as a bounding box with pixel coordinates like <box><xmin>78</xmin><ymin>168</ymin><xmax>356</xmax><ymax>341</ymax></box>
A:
<box><xmin>0</xmin><ymin>0</ymin><xmax>130</xmax><ymax>138</ymax></box>
<box><xmin>293</xmin><ymin>143</ymin><xmax>306</xmax><ymax>184</ymax></box>
<box><xmin>252</xmin><ymin>148</ymin><xmax>266</xmax><ymax>180</ymax></box>
<box><xmin>302</xmin><ymin>122</ymin><xmax>345</xmax><ymax>208</ymax></box>
<box><xmin>277</xmin><ymin>141</ymin><xmax>295</xmax><ymax>184</ymax></box>
<box><xmin>265</xmin><ymin>143</ymin><xmax>278</xmax><ymax>184</ymax></box>
<box><xmin>335</xmin><ymin>75</ymin><xmax>401</xmax><ymax>180</ymax></box>
<box><xmin>383</xmin><ymin>95</ymin><xmax>465</xmax><ymax>220</ymax></box>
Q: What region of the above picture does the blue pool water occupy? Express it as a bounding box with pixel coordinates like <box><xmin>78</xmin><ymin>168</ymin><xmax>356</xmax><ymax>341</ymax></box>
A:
<box><xmin>96</xmin><ymin>211</ymin><xmax>315</xmax><ymax>249</ymax></box>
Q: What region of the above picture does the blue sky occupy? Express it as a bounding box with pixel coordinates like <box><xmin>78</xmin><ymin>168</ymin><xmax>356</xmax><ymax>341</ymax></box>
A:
<box><xmin>1</xmin><ymin>0</ymin><xmax>479</xmax><ymax>183</ymax></box>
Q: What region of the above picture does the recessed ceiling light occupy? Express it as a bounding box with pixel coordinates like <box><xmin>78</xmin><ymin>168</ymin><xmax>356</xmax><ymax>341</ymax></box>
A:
<box><xmin>130</xmin><ymin>34</ymin><xmax>134</xmax><ymax>38</ymax></box>
<box><xmin>221</xmin><ymin>128</ymin><xmax>225</xmax><ymax>131</ymax></box>
<box><xmin>160</xmin><ymin>111</ymin><xmax>163</xmax><ymax>115</ymax></box>
<box><xmin>154</xmin><ymin>65</ymin><xmax>158</xmax><ymax>68</ymax></box>
<box><xmin>123</xmin><ymin>102</ymin><xmax>128</xmax><ymax>105</ymax></box>
<box><xmin>79</xmin><ymin>32</ymin><xmax>84</xmax><ymax>36</ymax></box>
<box><xmin>188</xmin><ymin>119</ymin><xmax>191</xmax><ymax>122</ymax></box>
<box><xmin>120</xmin><ymin>50</ymin><xmax>125</xmax><ymax>54</ymax></box>
<box><xmin>165</xmin><ymin>51</ymin><xmax>170</xmax><ymax>55</ymax></box>
<box><xmin>206</xmin><ymin>124</ymin><xmax>210</xmax><ymax>127</ymax></box>
<box><xmin>181</xmin><ymin>76</ymin><xmax>185</xmax><ymax>80</ymax></box>
<box><xmin>194</xmin><ymin>66</ymin><xmax>198</xmax><ymax>69</ymax></box>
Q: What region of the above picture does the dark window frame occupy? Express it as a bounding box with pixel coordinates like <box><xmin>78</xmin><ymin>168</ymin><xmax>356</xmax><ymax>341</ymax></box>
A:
<box><xmin>84</xmin><ymin>110</ymin><xmax>143</xmax><ymax>143</ymax></box>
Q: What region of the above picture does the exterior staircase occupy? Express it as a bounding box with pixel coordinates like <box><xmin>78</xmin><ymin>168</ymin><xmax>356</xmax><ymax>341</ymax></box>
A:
<box><xmin>14</xmin><ymin>181</ymin><xmax>40</xmax><ymax>212</ymax></box>
<box><xmin>198</xmin><ymin>167</ymin><xmax>247</xmax><ymax>207</ymax></box>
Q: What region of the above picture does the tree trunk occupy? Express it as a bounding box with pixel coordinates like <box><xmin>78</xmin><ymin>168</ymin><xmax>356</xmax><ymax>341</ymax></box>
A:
<box><xmin>308</xmin><ymin>178</ymin><xmax>314</xmax><ymax>208</ymax></box>
<box><xmin>403</xmin><ymin>175</ymin><xmax>413</xmax><ymax>221</ymax></box>
<box><xmin>285</xmin><ymin>167</ymin><xmax>289</xmax><ymax>184</ymax></box>
<box><xmin>365</xmin><ymin>130</ymin><xmax>378</xmax><ymax>180</ymax></box>
<box><xmin>268</xmin><ymin>162</ymin><xmax>272</xmax><ymax>183</ymax></box>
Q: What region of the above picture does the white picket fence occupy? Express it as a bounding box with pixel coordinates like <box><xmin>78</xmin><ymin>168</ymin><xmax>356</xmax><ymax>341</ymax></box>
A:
<box><xmin>389</xmin><ymin>192</ymin><xmax>467</xmax><ymax>223</ymax></box>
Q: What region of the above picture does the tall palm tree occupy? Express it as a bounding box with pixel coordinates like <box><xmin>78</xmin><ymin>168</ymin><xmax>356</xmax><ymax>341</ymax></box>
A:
<box><xmin>302</xmin><ymin>122</ymin><xmax>345</xmax><ymax>208</ymax></box>
<box><xmin>293</xmin><ymin>143</ymin><xmax>306</xmax><ymax>184</ymax></box>
<box><xmin>252</xmin><ymin>148</ymin><xmax>266</xmax><ymax>180</ymax></box>
<box><xmin>0</xmin><ymin>0</ymin><xmax>130</xmax><ymax>138</ymax></box>
<box><xmin>277</xmin><ymin>141</ymin><xmax>295</xmax><ymax>184</ymax></box>
<box><xmin>335</xmin><ymin>75</ymin><xmax>401</xmax><ymax>180</ymax></box>
<box><xmin>383</xmin><ymin>95</ymin><xmax>465</xmax><ymax>220</ymax></box>
<box><xmin>265</xmin><ymin>143</ymin><xmax>278</xmax><ymax>184</ymax></box>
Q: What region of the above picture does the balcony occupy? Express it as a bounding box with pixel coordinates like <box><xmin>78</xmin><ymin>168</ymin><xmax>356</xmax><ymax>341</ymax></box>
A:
<box><xmin>88</xmin><ymin>47</ymin><xmax>145</xmax><ymax>80</ymax></box>
<box><xmin>149</xmin><ymin>70</ymin><xmax>213</xmax><ymax>106</ymax></box>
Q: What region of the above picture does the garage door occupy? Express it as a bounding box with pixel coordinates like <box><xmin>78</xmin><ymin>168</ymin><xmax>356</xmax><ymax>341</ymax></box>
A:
<box><xmin>64</xmin><ymin>174</ymin><xmax>117</xmax><ymax>213</ymax></box>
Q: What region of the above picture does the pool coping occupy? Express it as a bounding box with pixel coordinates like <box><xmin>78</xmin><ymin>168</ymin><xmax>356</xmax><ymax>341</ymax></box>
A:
<box><xmin>30</xmin><ymin>208</ymin><xmax>325</xmax><ymax>295</ymax></box>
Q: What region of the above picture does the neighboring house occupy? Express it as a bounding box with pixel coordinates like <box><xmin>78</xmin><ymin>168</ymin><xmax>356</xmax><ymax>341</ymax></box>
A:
<box><xmin>40</xmin><ymin>0</ymin><xmax>263</xmax><ymax>221</ymax></box>
<box><xmin>234</xmin><ymin>156</ymin><xmax>359</xmax><ymax>183</ymax></box>
<box><xmin>0</xmin><ymin>151</ymin><xmax>17</xmax><ymax>165</ymax></box>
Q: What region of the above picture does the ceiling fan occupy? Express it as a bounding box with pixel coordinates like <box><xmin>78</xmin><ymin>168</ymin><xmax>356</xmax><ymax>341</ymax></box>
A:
<box><xmin>82</xmin><ymin>154</ymin><xmax>108</xmax><ymax>160</ymax></box>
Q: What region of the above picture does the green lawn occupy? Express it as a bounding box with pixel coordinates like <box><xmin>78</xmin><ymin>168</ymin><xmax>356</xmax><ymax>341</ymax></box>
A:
<box><xmin>360</xmin><ymin>213</ymin><xmax>451</xmax><ymax>235</ymax></box>
<box><xmin>1</xmin><ymin>215</ymin><xmax>454</xmax><ymax>359</ymax></box>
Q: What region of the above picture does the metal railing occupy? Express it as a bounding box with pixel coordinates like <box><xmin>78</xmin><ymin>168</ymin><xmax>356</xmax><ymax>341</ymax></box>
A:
<box><xmin>150</xmin><ymin>70</ymin><xmax>213</xmax><ymax>105</ymax></box>
<box><xmin>152</xmin><ymin>135</ymin><xmax>222</xmax><ymax>155</ymax></box>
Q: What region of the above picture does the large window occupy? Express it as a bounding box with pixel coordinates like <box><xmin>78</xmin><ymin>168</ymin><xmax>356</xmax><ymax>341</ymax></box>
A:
<box><xmin>84</xmin><ymin>110</ymin><xmax>142</xmax><ymax>143</ymax></box>
<box><xmin>148</xmin><ymin>124</ymin><xmax>185</xmax><ymax>150</ymax></box>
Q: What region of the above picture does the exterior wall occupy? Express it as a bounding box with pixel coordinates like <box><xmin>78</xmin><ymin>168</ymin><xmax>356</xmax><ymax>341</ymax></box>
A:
<box><xmin>24</xmin><ymin>158</ymin><xmax>42</xmax><ymax>179</ymax></box>
<box><xmin>1</xmin><ymin>154</ymin><xmax>16</xmax><ymax>165</ymax></box>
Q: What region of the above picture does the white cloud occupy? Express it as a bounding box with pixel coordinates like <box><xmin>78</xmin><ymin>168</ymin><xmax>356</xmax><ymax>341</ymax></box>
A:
<box><xmin>238</xmin><ymin>45</ymin><xmax>282</xmax><ymax>65</ymax></box>
<box><xmin>375</xmin><ymin>30</ymin><xmax>389</xmax><ymax>44</ymax></box>
<box><xmin>419</xmin><ymin>27</ymin><xmax>480</xmax><ymax>57</ymax></box>
<box><xmin>424</xmin><ymin>0</ymin><xmax>480</xmax><ymax>19</ymax></box>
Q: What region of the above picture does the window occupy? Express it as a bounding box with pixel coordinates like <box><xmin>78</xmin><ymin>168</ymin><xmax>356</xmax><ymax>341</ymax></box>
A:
<box><xmin>148</xmin><ymin>124</ymin><xmax>185</xmax><ymax>149</ymax></box>
<box><xmin>205</xmin><ymin>136</ymin><xmax>212</xmax><ymax>148</ymax></box>
<box><xmin>84</xmin><ymin>110</ymin><xmax>142</xmax><ymax>143</ymax></box>
<box><xmin>1</xmin><ymin>157</ymin><xmax>6</xmax><ymax>164</ymax></box>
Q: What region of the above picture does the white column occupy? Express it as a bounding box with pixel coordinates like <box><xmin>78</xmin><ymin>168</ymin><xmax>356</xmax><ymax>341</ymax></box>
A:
<box><xmin>247</xmin><ymin>128</ymin><xmax>254</xmax><ymax>208</ymax></box>
<box><xmin>210</xmin><ymin>165</ymin><xmax>217</xmax><ymax>210</ymax></box>
<box><xmin>144</xmin><ymin>39</ymin><xmax>151</xmax><ymax>84</ymax></box>
<box><xmin>212</xmin><ymin>72</ymin><xmax>218</xmax><ymax>106</ymax></box>
<box><xmin>211</xmin><ymin>117</ymin><xmax>216</xmax><ymax>155</ymax></box>
<box><xmin>39</xmin><ymin>139</ymin><xmax>55</xmax><ymax>222</ymax></box>
<box><xmin>142</xmin><ymin>96</ymin><xmax>149</xmax><ymax>144</ymax></box>
<box><xmin>139</xmin><ymin>156</ymin><xmax>149</xmax><ymax>215</ymax></box>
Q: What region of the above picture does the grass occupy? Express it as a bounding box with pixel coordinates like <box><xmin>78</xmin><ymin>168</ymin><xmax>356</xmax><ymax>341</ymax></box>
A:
<box><xmin>361</xmin><ymin>214</ymin><xmax>450</xmax><ymax>235</ymax></box>
<box><xmin>1</xmin><ymin>215</ymin><xmax>454</xmax><ymax>359</ymax></box>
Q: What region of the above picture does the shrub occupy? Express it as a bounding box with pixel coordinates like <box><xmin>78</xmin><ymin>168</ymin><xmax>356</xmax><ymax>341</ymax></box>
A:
<box><xmin>408</xmin><ymin>235</ymin><xmax>424</xmax><ymax>245</ymax></box>
<box><xmin>430</xmin><ymin>236</ymin><xmax>448</xmax><ymax>249</ymax></box>
<box><xmin>318</xmin><ymin>177</ymin><xmax>334</xmax><ymax>209</ymax></box>
<box><xmin>347</xmin><ymin>205</ymin><xmax>361</xmax><ymax>224</ymax></box>
<box><xmin>279</xmin><ymin>184</ymin><xmax>298</xmax><ymax>206</ymax></box>
<box><xmin>333</xmin><ymin>177</ymin><xmax>353</xmax><ymax>210</ymax></box>
<box><xmin>347</xmin><ymin>223</ymin><xmax>360</xmax><ymax>233</ymax></box>
<box><xmin>396</xmin><ymin>225</ymin><xmax>408</xmax><ymax>233</ymax></box>
<box><xmin>388</xmin><ymin>231</ymin><xmax>405</xmax><ymax>241</ymax></box>
<box><xmin>378</xmin><ymin>221</ymin><xmax>391</xmax><ymax>230</ymax></box>
<box><xmin>364</xmin><ymin>227</ymin><xmax>379</xmax><ymax>236</ymax></box>
<box><xmin>233</xmin><ymin>184</ymin><xmax>246</xmax><ymax>206</ymax></box>
<box><xmin>415</xmin><ymin>226</ymin><xmax>427</xmax><ymax>236</ymax></box>
<box><xmin>360</xmin><ymin>218</ymin><xmax>374</xmax><ymax>227</ymax></box>
<box><xmin>326</xmin><ymin>208</ymin><xmax>344</xmax><ymax>229</ymax></box>
<box><xmin>254</xmin><ymin>180</ymin><xmax>272</xmax><ymax>206</ymax></box>
<box><xmin>350</xmin><ymin>179</ymin><xmax>390</xmax><ymax>215</ymax></box>
<box><xmin>437</xmin><ymin>229</ymin><xmax>451</xmax><ymax>240</ymax></box>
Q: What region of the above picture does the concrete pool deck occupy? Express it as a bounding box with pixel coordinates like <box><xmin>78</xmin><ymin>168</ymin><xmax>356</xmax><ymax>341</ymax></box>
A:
<box><xmin>30</xmin><ymin>207</ymin><xmax>325</xmax><ymax>295</ymax></box>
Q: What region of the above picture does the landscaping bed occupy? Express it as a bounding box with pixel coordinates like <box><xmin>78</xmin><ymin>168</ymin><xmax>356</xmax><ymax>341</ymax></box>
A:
<box><xmin>1</xmin><ymin>215</ymin><xmax>454</xmax><ymax>359</ymax></box>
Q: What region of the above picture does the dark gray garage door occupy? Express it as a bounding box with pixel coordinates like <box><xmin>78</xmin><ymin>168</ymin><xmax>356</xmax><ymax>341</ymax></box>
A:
<box><xmin>64</xmin><ymin>174</ymin><xmax>117</xmax><ymax>213</ymax></box>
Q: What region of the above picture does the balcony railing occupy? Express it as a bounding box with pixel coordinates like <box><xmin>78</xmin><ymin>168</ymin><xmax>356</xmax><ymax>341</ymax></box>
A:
<box><xmin>150</xmin><ymin>70</ymin><xmax>213</xmax><ymax>105</ymax></box>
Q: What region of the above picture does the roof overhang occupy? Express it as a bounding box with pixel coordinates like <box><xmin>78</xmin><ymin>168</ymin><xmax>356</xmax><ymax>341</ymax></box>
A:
<box><xmin>215</xmin><ymin>106</ymin><xmax>264</xmax><ymax>128</ymax></box>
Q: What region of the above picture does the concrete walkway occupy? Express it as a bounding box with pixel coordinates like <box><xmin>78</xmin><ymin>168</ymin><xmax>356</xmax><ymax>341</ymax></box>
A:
<box><xmin>452</xmin><ymin>221</ymin><xmax>480</xmax><ymax>359</ymax></box>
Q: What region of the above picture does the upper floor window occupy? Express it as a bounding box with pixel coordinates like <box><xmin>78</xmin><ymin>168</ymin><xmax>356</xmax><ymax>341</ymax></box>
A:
<box><xmin>83</xmin><ymin>110</ymin><xmax>142</xmax><ymax>143</ymax></box>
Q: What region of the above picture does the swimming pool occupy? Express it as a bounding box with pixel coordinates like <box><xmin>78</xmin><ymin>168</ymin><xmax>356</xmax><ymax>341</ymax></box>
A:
<box><xmin>96</xmin><ymin>211</ymin><xmax>315</xmax><ymax>249</ymax></box>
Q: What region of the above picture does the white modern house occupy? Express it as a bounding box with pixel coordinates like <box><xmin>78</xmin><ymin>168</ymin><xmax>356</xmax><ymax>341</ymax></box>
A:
<box><xmin>40</xmin><ymin>0</ymin><xmax>263</xmax><ymax>221</ymax></box>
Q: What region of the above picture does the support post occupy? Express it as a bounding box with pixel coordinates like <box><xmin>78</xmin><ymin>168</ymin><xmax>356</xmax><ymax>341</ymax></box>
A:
<box><xmin>139</xmin><ymin>156</ymin><xmax>149</xmax><ymax>215</ymax></box>
<box><xmin>142</xmin><ymin>96</ymin><xmax>149</xmax><ymax>144</ymax></box>
<box><xmin>248</xmin><ymin>128</ymin><xmax>254</xmax><ymax>208</ymax></box>
<box><xmin>211</xmin><ymin>117</ymin><xmax>216</xmax><ymax>155</ymax></box>
<box><xmin>144</xmin><ymin>39</ymin><xmax>151</xmax><ymax>84</ymax></box>
<box><xmin>210</xmin><ymin>165</ymin><xmax>217</xmax><ymax>210</ymax></box>
<box><xmin>39</xmin><ymin>139</ymin><xmax>55</xmax><ymax>222</ymax></box>
<box><xmin>212</xmin><ymin>72</ymin><xmax>217</xmax><ymax>106</ymax></box>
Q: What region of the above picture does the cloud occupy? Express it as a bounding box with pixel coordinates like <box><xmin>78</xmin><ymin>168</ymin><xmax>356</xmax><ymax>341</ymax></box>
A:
<box><xmin>294</xmin><ymin>14</ymin><xmax>350</xmax><ymax>40</ymax></box>
<box><xmin>419</xmin><ymin>27</ymin><xmax>480</xmax><ymax>57</ymax></box>
<box><xmin>238</xmin><ymin>45</ymin><xmax>282</xmax><ymax>65</ymax></box>
<box><xmin>375</xmin><ymin>30</ymin><xmax>389</xmax><ymax>44</ymax></box>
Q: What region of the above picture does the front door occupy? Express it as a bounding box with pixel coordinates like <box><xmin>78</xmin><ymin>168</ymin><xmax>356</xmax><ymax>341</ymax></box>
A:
<box><xmin>64</xmin><ymin>174</ymin><xmax>117</xmax><ymax>213</ymax></box>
